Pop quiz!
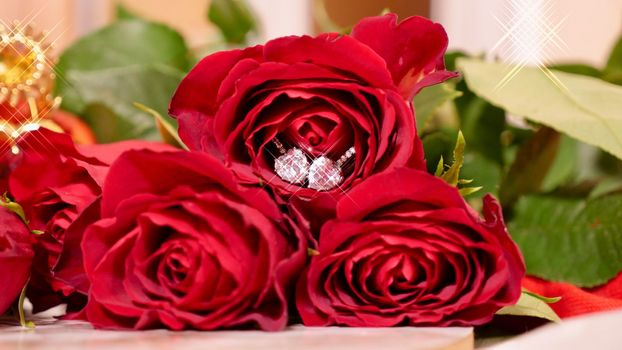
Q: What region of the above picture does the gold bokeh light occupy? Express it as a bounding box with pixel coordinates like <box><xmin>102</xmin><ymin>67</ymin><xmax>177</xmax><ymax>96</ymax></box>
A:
<box><xmin>0</xmin><ymin>22</ymin><xmax>60</xmax><ymax>154</ymax></box>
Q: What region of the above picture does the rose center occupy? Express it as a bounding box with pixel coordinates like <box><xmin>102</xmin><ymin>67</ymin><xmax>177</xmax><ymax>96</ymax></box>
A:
<box><xmin>297</xmin><ymin>121</ymin><xmax>325</xmax><ymax>147</ymax></box>
<box><xmin>284</xmin><ymin>114</ymin><xmax>340</xmax><ymax>156</ymax></box>
<box><xmin>163</xmin><ymin>249</ymin><xmax>190</xmax><ymax>284</ymax></box>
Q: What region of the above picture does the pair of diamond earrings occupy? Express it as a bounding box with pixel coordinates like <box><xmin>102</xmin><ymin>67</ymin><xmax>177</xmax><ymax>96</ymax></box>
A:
<box><xmin>272</xmin><ymin>138</ymin><xmax>355</xmax><ymax>191</ymax></box>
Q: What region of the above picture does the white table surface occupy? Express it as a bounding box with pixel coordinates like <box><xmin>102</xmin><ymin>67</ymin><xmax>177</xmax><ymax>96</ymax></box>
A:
<box><xmin>0</xmin><ymin>319</ymin><xmax>473</xmax><ymax>350</ymax></box>
<box><xmin>3</xmin><ymin>309</ymin><xmax>622</xmax><ymax>350</ymax></box>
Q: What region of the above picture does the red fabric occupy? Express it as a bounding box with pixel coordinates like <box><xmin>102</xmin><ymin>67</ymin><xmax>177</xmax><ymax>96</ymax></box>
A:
<box><xmin>523</xmin><ymin>273</ymin><xmax>622</xmax><ymax>318</ymax></box>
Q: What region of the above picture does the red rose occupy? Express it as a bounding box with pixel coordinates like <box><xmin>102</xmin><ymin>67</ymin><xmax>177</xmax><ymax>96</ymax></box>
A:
<box><xmin>296</xmin><ymin>169</ymin><xmax>525</xmax><ymax>326</ymax></box>
<box><xmin>8</xmin><ymin>128</ymin><xmax>171</xmax><ymax>312</ymax></box>
<box><xmin>170</xmin><ymin>14</ymin><xmax>455</xmax><ymax>229</ymax></box>
<box><xmin>81</xmin><ymin>150</ymin><xmax>307</xmax><ymax>330</ymax></box>
<box><xmin>0</xmin><ymin>206</ymin><xmax>34</xmax><ymax>315</ymax></box>
<box><xmin>0</xmin><ymin>148</ymin><xmax>20</xmax><ymax>194</ymax></box>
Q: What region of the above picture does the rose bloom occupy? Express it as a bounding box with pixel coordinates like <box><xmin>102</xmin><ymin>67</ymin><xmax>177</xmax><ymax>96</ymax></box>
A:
<box><xmin>170</xmin><ymin>14</ymin><xmax>456</xmax><ymax>228</ymax></box>
<box><xmin>81</xmin><ymin>150</ymin><xmax>307</xmax><ymax>330</ymax></box>
<box><xmin>296</xmin><ymin>169</ymin><xmax>525</xmax><ymax>326</ymax></box>
<box><xmin>0</xmin><ymin>97</ymin><xmax>96</xmax><ymax>145</ymax></box>
<box><xmin>0</xmin><ymin>108</ymin><xmax>95</xmax><ymax>192</ymax></box>
<box><xmin>0</xmin><ymin>206</ymin><xmax>34</xmax><ymax>315</ymax></box>
<box><xmin>0</xmin><ymin>147</ymin><xmax>20</xmax><ymax>193</ymax></box>
<box><xmin>8</xmin><ymin>128</ymin><xmax>170</xmax><ymax>312</ymax></box>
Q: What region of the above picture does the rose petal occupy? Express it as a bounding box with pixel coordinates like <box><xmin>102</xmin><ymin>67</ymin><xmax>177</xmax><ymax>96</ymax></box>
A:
<box><xmin>351</xmin><ymin>14</ymin><xmax>458</xmax><ymax>99</ymax></box>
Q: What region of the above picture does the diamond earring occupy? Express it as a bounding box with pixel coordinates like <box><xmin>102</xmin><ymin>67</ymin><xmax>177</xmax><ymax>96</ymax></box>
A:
<box><xmin>273</xmin><ymin>138</ymin><xmax>310</xmax><ymax>184</ymax></box>
<box><xmin>308</xmin><ymin>147</ymin><xmax>355</xmax><ymax>191</ymax></box>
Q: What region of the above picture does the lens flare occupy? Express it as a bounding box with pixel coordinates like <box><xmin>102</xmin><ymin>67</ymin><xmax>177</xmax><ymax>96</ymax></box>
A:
<box><xmin>0</xmin><ymin>16</ymin><xmax>64</xmax><ymax>155</ymax></box>
<box><xmin>489</xmin><ymin>0</ymin><xmax>569</xmax><ymax>93</ymax></box>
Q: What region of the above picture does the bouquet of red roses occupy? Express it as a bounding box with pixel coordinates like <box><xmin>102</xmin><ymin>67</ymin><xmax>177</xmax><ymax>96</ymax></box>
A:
<box><xmin>0</xmin><ymin>13</ymin><xmax>526</xmax><ymax>331</ymax></box>
<box><xmin>3</xmin><ymin>1</ymin><xmax>622</xmax><ymax>334</ymax></box>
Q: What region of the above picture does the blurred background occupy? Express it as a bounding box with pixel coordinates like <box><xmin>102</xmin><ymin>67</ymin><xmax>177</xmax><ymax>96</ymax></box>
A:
<box><xmin>2</xmin><ymin>0</ymin><xmax>621</xmax><ymax>66</ymax></box>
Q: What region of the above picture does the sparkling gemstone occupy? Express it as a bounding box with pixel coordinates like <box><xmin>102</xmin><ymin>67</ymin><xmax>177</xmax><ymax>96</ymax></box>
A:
<box><xmin>308</xmin><ymin>156</ymin><xmax>343</xmax><ymax>191</ymax></box>
<box><xmin>274</xmin><ymin>148</ymin><xmax>310</xmax><ymax>184</ymax></box>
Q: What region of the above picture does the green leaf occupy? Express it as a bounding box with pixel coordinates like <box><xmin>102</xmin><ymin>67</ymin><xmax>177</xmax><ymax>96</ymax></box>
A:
<box><xmin>522</xmin><ymin>289</ymin><xmax>561</xmax><ymax>304</ymax></box>
<box><xmin>451</xmin><ymin>56</ymin><xmax>507</xmax><ymax>166</ymax></box>
<box><xmin>116</xmin><ymin>4</ymin><xmax>139</xmax><ymax>20</ymax></box>
<box><xmin>496</xmin><ymin>291</ymin><xmax>561</xmax><ymax>322</ymax></box>
<box><xmin>422</xmin><ymin>129</ymin><xmax>457</xmax><ymax>174</ymax></box>
<box><xmin>134</xmin><ymin>102</ymin><xmax>188</xmax><ymax>149</ymax></box>
<box><xmin>444</xmin><ymin>51</ymin><xmax>468</xmax><ymax>72</ymax></box>
<box><xmin>458</xmin><ymin>96</ymin><xmax>506</xmax><ymax>165</ymax></box>
<box><xmin>414</xmin><ymin>82</ymin><xmax>462</xmax><ymax>133</ymax></box>
<box><xmin>605</xmin><ymin>36</ymin><xmax>622</xmax><ymax>76</ymax></box>
<box><xmin>67</xmin><ymin>64</ymin><xmax>184</xmax><ymax>142</ymax></box>
<box><xmin>457</xmin><ymin>58</ymin><xmax>622</xmax><ymax>161</ymax></box>
<box><xmin>510</xmin><ymin>193</ymin><xmax>622</xmax><ymax>287</ymax></box>
<box><xmin>549</xmin><ymin>63</ymin><xmax>602</xmax><ymax>78</ymax></box>
<box><xmin>461</xmin><ymin>151</ymin><xmax>502</xmax><ymax>199</ymax></box>
<box><xmin>589</xmin><ymin>178</ymin><xmax>622</xmax><ymax>199</ymax></box>
<box><xmin>499</xmin><ymin>127</ymin><xmax>560</xmax><ymax>208</ymax></box>
<box><xmin>597</xmin><ymin>149</ymin><xmax>622</xmax><ymax>175</ymax></box>
<box><xmin>207</xmin><ymin>0</ymin><xmax>257</xmax><ymax>44</ymax></box>
<box><xmin>56</xmin><ymin>19</ymin><xmax>190</xmax><ymax>114</ymax></box>
<box><xmin>541</xmin><ymin>135</ymin><xmax>578</xmax><ymax>192</ymax></box>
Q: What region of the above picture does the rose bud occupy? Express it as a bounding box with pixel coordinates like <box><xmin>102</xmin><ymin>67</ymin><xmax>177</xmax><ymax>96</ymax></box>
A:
<box><xmin>9</xmin><ymin>128</ymin><xmax>172</xmax><ymax>312</ymax></box>
<box><xmin>170</xmin><ymin>14</ymin><xmax>456</xmax><ymax>232</ymax></box>
<box><xmin>0</xmin><ymin>206</ymin><xmax>34</xmax><ymax>315</ymax></box>
<box><xmin>81</xmin><ymin>150</ymin><xmax>307</xmax><ymax>330</ymax></box>
<box><xmin>296</xmin><ymin>168</ymin><xmax>525</xmax><ymax>326</ymax></box>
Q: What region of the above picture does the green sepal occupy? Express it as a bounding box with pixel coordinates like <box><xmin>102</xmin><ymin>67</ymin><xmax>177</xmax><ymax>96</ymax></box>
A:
<box><xmin>134</xmin><ymin>102</ymin><xmax>188</xmax><ymax>150</ymax></box>
<box><xmin>434</xmin><ymin>156</ymin><xmax>445</xmax><ymax>177</ymax></box>
<box><xmin>0</xmin><ymin>194</ymin><xmax>27</xmax><ymax>223</ymax></box>
<box><xmin>307</xmin><ymin>248</ymin><xmax>320</xmax><ymax>256</ymax></box>
<box><xmin>459</xmin><ymin>186</ymin><xmax>483</xmax><ymax>197</ymax></box>
<box><xmin>439</xmin><ymin>131</ymin><xmax>466</xmax><ymax>186</ymax></box>
<box><xmin>434</xmin><ymin>132</ymin><xmax>483</xmax><ymax>197</ymax></box>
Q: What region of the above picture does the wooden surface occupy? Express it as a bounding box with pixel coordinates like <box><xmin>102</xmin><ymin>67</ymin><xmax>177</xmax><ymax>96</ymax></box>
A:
<box><xmin>0</xmin><ymin>319</ymin><xmax>473</xmax><ymax>350</ymax></box>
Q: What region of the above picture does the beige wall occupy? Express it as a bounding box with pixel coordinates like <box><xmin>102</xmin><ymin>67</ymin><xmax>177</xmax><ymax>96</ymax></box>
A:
<box><xmin>0</xmin><ymin>0</ymin><xmax>216</xmax><ymax>54</ymax></box>
<box><xmin>120</xmin><ymin>0</ymin><xmax>216</xmax><ymax>46</ymax></box>
<box><xmin>1</xmin><ymin>0</ymin><xmax>620</xmax><ymax>67</ymax></box>
<box><xmin>0</xmin><ymin>0</ymin><xmax>77</xmax><ymax>55</ymax></box>
<box><xmin>432</xmin><ymin>0</ymin><xmax>622</xmax><ymax>67</ymax></box>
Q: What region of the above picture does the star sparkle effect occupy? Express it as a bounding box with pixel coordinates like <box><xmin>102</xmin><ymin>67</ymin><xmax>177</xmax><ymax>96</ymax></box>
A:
<box><xmin>489</xmin><ymin>0</ymin><xmax>569</xmax><ymax>93</ymax></box>
<box><xmin>0</xmin><ymin>6</ymin><xmax>69</xmax><ymax>156</ymax></box>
